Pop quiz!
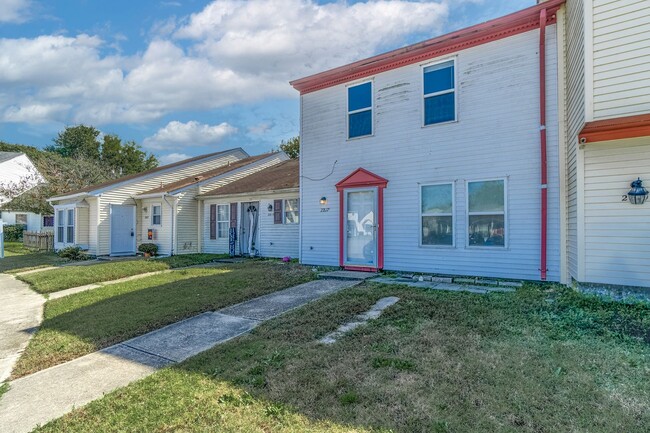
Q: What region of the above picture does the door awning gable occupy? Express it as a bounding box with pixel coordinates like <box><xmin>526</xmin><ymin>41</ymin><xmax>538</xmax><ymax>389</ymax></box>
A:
<box><xmin>335</xmin><ymin>168</ymin><xmax>388</xmax><ymax>191</ymax></box>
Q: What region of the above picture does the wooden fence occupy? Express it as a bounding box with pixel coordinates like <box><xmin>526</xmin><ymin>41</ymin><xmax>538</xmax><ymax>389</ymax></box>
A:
<box><xmin>23</xmin><ymin>231</ymin><xmax>54</xmax><ymax>252</ymax></box>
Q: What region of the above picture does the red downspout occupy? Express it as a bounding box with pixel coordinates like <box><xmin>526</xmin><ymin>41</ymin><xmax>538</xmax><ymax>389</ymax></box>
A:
<box><xmin>539</xmin><ymin>8</ymin><xmax>548</xmax><ymax>280</ymax></box>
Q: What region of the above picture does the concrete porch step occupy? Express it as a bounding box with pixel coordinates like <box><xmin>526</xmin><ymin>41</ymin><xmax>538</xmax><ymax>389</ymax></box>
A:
<box><xmin>318</xmin><ymin>270</ymin><xmax>379</xmax><ymax>281</ymax></box>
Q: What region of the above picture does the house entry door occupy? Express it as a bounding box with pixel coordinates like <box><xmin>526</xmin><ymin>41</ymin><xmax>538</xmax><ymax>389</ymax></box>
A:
<box><xmin>240</xmin><ymin>202</ymin><xmax>259</xmax><ymax>256</ymax></box>
<box><xmin>344</xmin><ymin>188</ymin><xmax>378</xmax><ymax>268</ymax></box>
<box><xmin>110</xmin><ymin>204</ymin><xmax>136</xmax><ymax>255</ymax></box>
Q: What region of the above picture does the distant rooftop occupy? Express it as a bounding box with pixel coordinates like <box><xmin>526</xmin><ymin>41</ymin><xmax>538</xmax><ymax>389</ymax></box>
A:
<box><xmin>201</xmin><ymin>159</ymin><xmax>299</xmax><ymax>197</ymax></box>
<box><xmin>0</xmin><ymin>151</ymin><xmax>23</xmax><ymax>164</ymax></box>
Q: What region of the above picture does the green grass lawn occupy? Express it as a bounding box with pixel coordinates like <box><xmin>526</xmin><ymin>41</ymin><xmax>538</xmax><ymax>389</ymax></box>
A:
<box><xmin>15</xmin><ymin>253</ymin><xmax>229</xmax><ymax>293</ymax></box>
<box><xmin>36</xmin><ymin>283</ymin><xmax>650</xmax><ymax>433</ymax></box>
<box><xmin>0</xmin><ymin>242</ymin><xmax>64</xmax><ymax>273</ymax></box>
<box><xmin>12</xmin><ymin>261</ymin><xmax>314</xmax><ymax>378</ymax></box>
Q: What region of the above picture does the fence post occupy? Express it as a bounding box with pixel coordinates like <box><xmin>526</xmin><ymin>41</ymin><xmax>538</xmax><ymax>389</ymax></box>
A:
<box><xmin>0</xmin><ymin>221</ymin><xmax>4</xmax><ymax>259</ymax></box>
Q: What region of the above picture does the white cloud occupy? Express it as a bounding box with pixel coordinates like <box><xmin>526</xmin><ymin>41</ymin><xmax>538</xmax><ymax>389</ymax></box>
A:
<box><xmin>159</xmin><ymin>152</ymin><xmax>191</xmax><ymax>165</ymax></box>
<box><xmin>0</xmin><ymin>0</ymin><xmax>31</xmax><ymax>23</ymax></box>
<box><xmin>247</xmin><ymin>121</ymin><xmax>274</xmax><ymax>135</ymax></box>
<box><xmin>0</xmin><ymin>1</ymin><xmax>452</xmax><ymax>126</ymax></box>
<box><xmin>143</xmin><ymin>120</ymin><xmax>237</xmax><ymax>150</ymax></box>
<box><xmin>3</xmin><ymin>103</ymin><xmax>71</xmax><ymax>123</ymax></box>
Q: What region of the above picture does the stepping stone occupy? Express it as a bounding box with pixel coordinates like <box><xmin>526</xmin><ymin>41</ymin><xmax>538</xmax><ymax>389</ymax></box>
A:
<box><xmin>320</xmin><ymin>296</ymin><xmax>400</xmax><ymax>344</ymax></box>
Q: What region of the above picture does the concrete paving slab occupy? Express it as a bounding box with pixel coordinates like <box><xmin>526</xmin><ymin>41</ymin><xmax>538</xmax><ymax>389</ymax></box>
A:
<box><xmin>12</xmin><ymin>266</ymin><xmax>58</xmax><ymax>276</ymax></box>
<box><xmin>0</xmin><ymin>345</ymin><xmax>169</xmax><ymax>433</ymax></box>
<box><xmin>320</xmin><ymin>296</ymin><xmax>400</xmax><ymax>344</ymax></box>
<box><xmin>319</xmin><ymin>270</ymin><xmax>378</xmax><ymax>280</ymax></box>
<box><xmin>220</xmin><ymin>279</ymin><xmax>359</xmax><ymax>321</ymax></box>
<box><xmin>0</xmin><ymin>274</ymin><xmax>44</xmax><ymax>383</ymax></box>
<box><xmin>122</xmin><ymin>312</ymin><xmax>259</xmax><ymax>362</ymax></box>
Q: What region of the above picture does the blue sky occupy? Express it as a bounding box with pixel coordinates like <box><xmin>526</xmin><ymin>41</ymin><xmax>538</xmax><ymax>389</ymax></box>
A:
<box><xmin>0</xmin><ymin>0</ymin><xmax>533</xmax><ymax>164</ymax></box>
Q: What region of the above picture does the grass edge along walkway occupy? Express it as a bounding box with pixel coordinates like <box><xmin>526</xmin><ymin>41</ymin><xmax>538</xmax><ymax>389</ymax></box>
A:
<box><xmin>15</xmin><ymin>254</ymin><xmax>229</xmax><ymax>294</ymax></box>
<box><xmin>0</xmin><ymin>279</ymin><xmax>358</xmax><ymax>433</ymax></box>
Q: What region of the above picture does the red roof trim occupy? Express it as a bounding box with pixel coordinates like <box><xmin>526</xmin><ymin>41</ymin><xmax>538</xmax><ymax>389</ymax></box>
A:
<box><xmin>335</xmin><ymin>167</ymin><xmax>388</xmax><ymax>191</ymax></box>
<box><xmin>290</xmin><ymin>0</ymin><xmax>564</xmax><ymax>95</ymax></box>
<box><xmin>579</xmin><ymin>113</ymin><xmax>650</xmax><ymax>144</ymax></box>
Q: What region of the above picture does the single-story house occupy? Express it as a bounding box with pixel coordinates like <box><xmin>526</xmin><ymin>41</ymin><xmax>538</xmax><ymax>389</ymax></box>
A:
<box><xmin>132</xmin><ymin>152</ymin><xmax>289</xmax><ymax>256</ymax></box>
<box><xmin>0</xmin><ymin>151</ymin><xmax>52</xmax><ymax>232</ymax></box>
<box><xmin>198</xmin><ymin>159</ymin><xmax>299</xmax><ymax>259</ymax></box>
<box><xmin>48</xmin><ymin>148</ymin><xmax>249</xmax><ymax>255</ymax></box>
<box><xmin>291</xmin><ymin>1</ymin><xmax>564</xmax><ymax>281</ymax></box>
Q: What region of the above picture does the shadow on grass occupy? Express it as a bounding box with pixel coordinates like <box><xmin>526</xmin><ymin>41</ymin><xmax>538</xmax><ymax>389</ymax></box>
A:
<box><xmin>34</xmin><ymin>283</ymin><xmax>650</xmax><ymax>433</ymax></box>
<box><xmin>13</xmin><ymin>263</ymin><xmax>315</xmax><ymax>377</ymax></box>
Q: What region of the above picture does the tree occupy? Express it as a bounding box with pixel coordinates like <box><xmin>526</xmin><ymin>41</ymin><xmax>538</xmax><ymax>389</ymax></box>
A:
<box><xmin>278</xmin><ymin>136</ymin><xmax>300</xmax><ymax>159</ymax></box>
<box><xmin>101</xmin><ymin>135</ymin><xmax>158</xmax><ymax>176</ymax></box>
<box><xmin>46</xmin><ymin>125</ymin><xmax>102</xmax><ymax>159</ymax></box>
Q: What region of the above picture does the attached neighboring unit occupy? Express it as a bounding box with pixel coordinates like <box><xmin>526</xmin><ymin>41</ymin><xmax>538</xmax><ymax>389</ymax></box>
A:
<box><xmin>48</xmin><ymin>148</ymin><xmax>251</xmax><ymax>255</ymax></box>
<box><xmin>564</xmin><ymin>0</ymin><xmax>650</xmax><ymax>288</ymax></box>
<box><xmin>198</xmin><ymin>159</ymin><xmax>299</xmax><ymax>259</ymax></box>
<box><xmin>0</xmin><ymin>151</ymin><xmax>53</xmax><ymax>232</ymax></box>
<box><xmin>291</xmin><ymin>1</ymin><xmax>565</xmax><ymax>281</ymax></box>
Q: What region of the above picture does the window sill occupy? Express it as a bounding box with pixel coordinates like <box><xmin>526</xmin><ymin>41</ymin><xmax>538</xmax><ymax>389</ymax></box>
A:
<box><xmin>346</xmin><ymin>133</ymin><xmax>374</xmax><ymax>141</ymax></box>
<box><xmin>419</xmin><ymin>244</ymin><xmax>456</xmax><ymax>249</ymax></box>
<box><xmin>421</xmin><ymin>119</ymin><xmax>458</xmax><ymax>129</ymax></box>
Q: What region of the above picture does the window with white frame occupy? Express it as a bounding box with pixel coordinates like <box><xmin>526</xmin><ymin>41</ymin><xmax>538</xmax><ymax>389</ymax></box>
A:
<box><xmin>152</xmin><ymin>204</ymin><xmax>162</xmax><ymax>225</ymax></box>
<box><xmin>348</xmin><ymin>81</ymin><xmax>372</xmax><ymax>138</ymax></box>
<box><xmin>15</xmin><ymin>214</ymin><xmax>27</xmax><ymax>225</ymax></box>
<box><xmin>217</xmin><ymin>204</ymin><xmax>229</xmax><ymax>238</ymax></box>
<box><xmin>467</xmin><ymin>180</ymin><xmax>505</xmax><ymax>247</ymax></box>
<box><xmin>423</xmin><ymin>59</ymin><xmax>455</xmax><ymax>125</ymax></box>
<box><xmin>284</xmin><ymin>199</ymin><xmax>299</xmax><ymax>224</ymax></box>
<box><xmin>66</xmin><ymin>209</ymin><xmax>75</xmax><ymax>244</ymax></box>
<box><xmin>421</xmin><ymin>183</ymin><xmax>453</xmax><ymax>246</ymax></box>
<box><xmin>57</xmin><ymin>210</ymin><xmax>65</xmax><ymax>243</ymax></box>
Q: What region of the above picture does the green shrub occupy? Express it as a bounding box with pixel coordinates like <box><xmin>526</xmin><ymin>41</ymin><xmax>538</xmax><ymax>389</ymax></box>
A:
<box><xmin>138</xmin><ymin>243</ymin><xmax>158</xmax><ymax>256</ymax></box>
<box><xmin>57</xmin><ymin>246</ymin><xmax>88</xmax><ymax>261</ymax></box>
<box><xmin>3</xmin><ymin>224</ymin><xmax>26</xmax><ymax>242</ymax></box>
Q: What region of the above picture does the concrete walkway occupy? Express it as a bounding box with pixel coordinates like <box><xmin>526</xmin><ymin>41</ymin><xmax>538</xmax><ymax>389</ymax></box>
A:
<box><xmin>0</xmin><ymin>278</ymin><xmax>358</xmax><ymax>433</ymax></box>
<box><xmin>48</xmin><ymin>270</ymin><xmax>173</xmax><ymax>300</ymax></box>
<box><xmin>0</xmin><ymin>274</ymin><xmax>45</xmax><ymax>383</ymax></box>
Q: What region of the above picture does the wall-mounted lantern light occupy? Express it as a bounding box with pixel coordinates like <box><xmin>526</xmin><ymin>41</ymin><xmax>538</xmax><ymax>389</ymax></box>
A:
<box><xmin>267</xmin><ymin>203</ymin><xmax>273</xmax><ymax>212</ymax></box>
<box><xmin>143</xmin><ymin>206</ymin><xmax>148</xmax><ymax>213</ymax></box>
<box><xmin>628</xmin><ymin>178</ymin><xmax>648</xmax><ymax>205</ymax></box>
<box><xmin>320</xmin><ymin>196</ymin><xmax>327</xmax><ymax>205</ymax></box>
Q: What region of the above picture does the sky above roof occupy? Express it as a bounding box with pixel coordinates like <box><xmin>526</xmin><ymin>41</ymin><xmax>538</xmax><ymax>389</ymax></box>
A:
<box><xmin>0</xmin><ymin>0</ymin><xmax>533</xmax><ymax>164</ymax></box>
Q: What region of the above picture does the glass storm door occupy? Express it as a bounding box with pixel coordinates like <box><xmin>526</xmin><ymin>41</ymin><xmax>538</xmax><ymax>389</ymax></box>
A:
<box><xmin>344</xmin><ymin>188</ymin><xmax>378</xmax><ymax>267</ymax></box>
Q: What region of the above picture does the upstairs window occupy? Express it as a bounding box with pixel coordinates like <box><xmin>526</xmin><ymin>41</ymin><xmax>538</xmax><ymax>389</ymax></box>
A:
<box><xmin>468</xmin><ymin>179</ymin><xmax>506</xmax><ymax>247</ymax></box>
<box><xmin>423</xmin><ymin>59</ymin><xmax>455</xmax><ymax>125</ymax></box>
<box><xmin>348</xmin><ymin>81</ymin><xmax>372</xmax><ymax>138</ymax></box>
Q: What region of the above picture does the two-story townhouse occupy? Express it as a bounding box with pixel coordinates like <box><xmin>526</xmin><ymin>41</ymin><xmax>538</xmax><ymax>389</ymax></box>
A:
<box><xmin>564</xmin><ymin>0</ymin><xmax>650</xmax><ymax>288</ymax></box>
<box><xmin>291</xmin><ymin>1</ymin><xmax>565</xmax><ymax>282</ymax></box>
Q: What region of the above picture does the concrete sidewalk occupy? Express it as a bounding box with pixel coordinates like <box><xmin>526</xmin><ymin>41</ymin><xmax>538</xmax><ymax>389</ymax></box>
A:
<box><xmin>0</xmin><ymin>278</ymin><xmax>358</xmax><ymax>433</ymax></box>
<box><xmin>0</xmin><ymin>274</ymin><xmax>44</xmax><ymax>383</ymax></box>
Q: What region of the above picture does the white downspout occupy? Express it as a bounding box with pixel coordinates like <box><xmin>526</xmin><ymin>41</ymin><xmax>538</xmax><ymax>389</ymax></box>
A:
<box><xmin>163</xmin><ymin>194</ymin><xmax>175</xmax><ymax>256</ymax></box>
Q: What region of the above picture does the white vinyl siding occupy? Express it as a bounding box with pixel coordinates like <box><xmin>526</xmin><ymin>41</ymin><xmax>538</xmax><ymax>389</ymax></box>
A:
<box><xmin>583</xmin><ymin>138</ymin><xmax>650</xmax><ymax>287</ymax></box>
<box><xmin>564</xmin><ymin>0</ymin><xmax>586</xmax><ymax>282</ymax></box>
<box><xmin>300</xmin><ymin>26</ymin><xmax>561</xmax><ymax>281</ymax></box>
<box><xmin>202</xmin><ymin>192</ymin><xmax>299</xmax><ymax>258</ymax></box>
<box><xmin>591</xmin><ymin>0</ymin><xmax>650</xmax><ymax>120</ymax></box>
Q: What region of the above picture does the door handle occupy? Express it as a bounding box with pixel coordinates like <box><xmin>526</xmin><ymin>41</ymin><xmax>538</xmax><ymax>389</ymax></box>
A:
<box><xmin>130</xmin><ymin>230</ymin><xmax>134</xmax><ymax>237</ymax></box>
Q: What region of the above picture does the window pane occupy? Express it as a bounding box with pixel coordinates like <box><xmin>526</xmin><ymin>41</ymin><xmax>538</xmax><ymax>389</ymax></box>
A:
<box><xmin>57</xmin><ymin>226</ymin><xmax>64</xmax><ymax>242</ymax></box>
<box><xmin>424</xmin><ymin>61</ymin><xmax>454</xmax><ymax>95</ymax></box>
<box><xmin>58</xmin><ymin>210</ymin><xmax>64</xmax><ymax>226</ymax></box>
<box><xmin>152</xmin><ymin>215</ymin><xmax>161</xmax><ymax>225</ymax></box>
<box><xmin>67</xmin><ymin>209</ymin><xmax>74</xmax><ymax>224</ymax></box>
<box><xmin>468</xmin><ymin>180</ymin><xmax>505</xmax><ymax>213</ymax></box>
<box><xmin>424</xmin><ymin>93</ymin><xmax>455</xmax><ymax>125</ymax></box>
<box><xmin>67</xmin><ymin>226</ymin><xmax>74</xmax><ymax>244</ymax></box>
<box><xmin>349</xmin><ymin>110</ymin><xmax>372</xmax><ymax>138</ymax></box>
<box><xmin>348</xmin><ymin>82</ymin><xmax>371</xmax><ymax>112</ymax></box>
<box><xmin>421</xmin><ymin>184</ymin><xmax>452</xmax><ymax>214</ymax></box>
<box><xmin>217</xmin><ymin>222</ymin><xmax>228</xmax><ymax>238</ymax></box>
<box><xmin>217</xmin><ymin>205</ymin><xmax>228</xmax><ymax>221</ymax></box>
<box><xmin>422</xmin><ymin>216</ymin><xmax>453</xmax><ymax>246</ymax></box>
<box><xmin>468</xmin><ymin>215</ymin><xmax>505</xmax><ymax>246</ymax></box>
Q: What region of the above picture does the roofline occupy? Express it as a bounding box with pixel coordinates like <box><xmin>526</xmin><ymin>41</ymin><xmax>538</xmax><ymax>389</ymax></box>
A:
<box><xmin>161</xmin><ymin>152</ymin><xmax>287</xmax><ymax>195</ymax></box>
<box><xmin>197</xmin><ymin>187</ymin><xmax>299</xmax><ymax>200</ymax></box>
<box><xmin>290</xmin><ymin>0</ymin><xmax>564</xmax><ymax>94</ymax></box>
<box><xmin>48</xmin><ymin>147</ymin><xmax>248</xmax><ymax>201</ymax></box>
<box><xmin>578</xmin><ymin>113</ymin><xmax>650</xmax><ymax>144</ymax></box>
<box><xmin>47</xmin><ymin>192</ymin><xmax>89</xmax><ymax>203</ymax></box>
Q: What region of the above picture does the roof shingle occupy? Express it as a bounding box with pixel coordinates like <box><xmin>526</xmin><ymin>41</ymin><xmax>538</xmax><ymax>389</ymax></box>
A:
<box><xmin>201</xmin><ymin>159</ymin><xmax>298</xmax><ymax>197</ymax></box>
